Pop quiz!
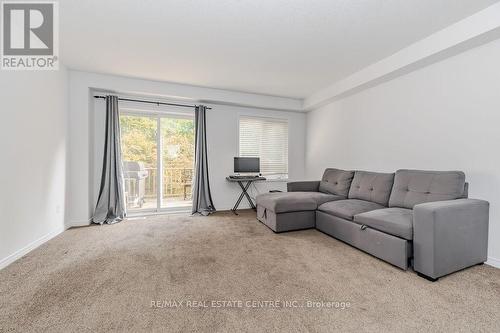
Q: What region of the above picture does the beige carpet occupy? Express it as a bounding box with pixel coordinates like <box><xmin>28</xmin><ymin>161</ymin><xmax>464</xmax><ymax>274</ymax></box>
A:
<box><xmin>1</xmin><ymin>210</ymin><xmax>499</xmax><ymax>332</ymax></box>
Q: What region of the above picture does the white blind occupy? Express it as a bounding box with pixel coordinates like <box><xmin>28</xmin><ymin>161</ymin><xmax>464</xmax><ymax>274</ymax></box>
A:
<box><xmin>239</xmin><ymin>116</ymin><xmax>288</xmax><ymax>177</ymax></box>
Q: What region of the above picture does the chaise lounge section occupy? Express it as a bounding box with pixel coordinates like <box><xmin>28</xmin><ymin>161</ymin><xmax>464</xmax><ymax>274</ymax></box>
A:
<box><xmin>256</xmin><ymin>168</ymin><xmax>353</xmax><ymax>232</ymax></box>
<box><xmin>255</xmin><ymin>168</ymin><xmax>489</xmax><ymax>281</ymax></box>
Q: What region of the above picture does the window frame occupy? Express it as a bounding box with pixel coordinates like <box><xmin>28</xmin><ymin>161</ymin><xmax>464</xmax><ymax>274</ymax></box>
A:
<box><xmin>119</xmin><ymin>105</ymin><xmax>195</xmax><ymax>215</ymax></box>
<box><xmin>237</xmin><ymin>114</ymin><xmax>289</xmax><ymax>180</ymax></box>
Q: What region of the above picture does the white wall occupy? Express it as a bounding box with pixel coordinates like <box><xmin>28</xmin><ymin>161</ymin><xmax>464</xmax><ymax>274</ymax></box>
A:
<box><xmin>306</xmin><ymin>38</ymin><xmax>500</xmax><ymax>266</ymax></box>
<box><xmin>0</xmin><ymin>67</ymin><xmax>69</xmax><ymax>269</ymax></box>
<box><xmin>68</xmin><ymin>71</ymin><xmax>305</xmax><ymax>225</ymax></box>
<box><xmin>205</xmin><ymin>105</ymin><xmax>305</xmax><ymax>210</ymax></box>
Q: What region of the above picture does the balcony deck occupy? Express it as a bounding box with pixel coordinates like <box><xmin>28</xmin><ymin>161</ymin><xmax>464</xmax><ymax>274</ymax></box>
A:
<box><xmin>127</xmin><ymin>197</ymin><xmax>192</xmax><ymax>214</ymax></box>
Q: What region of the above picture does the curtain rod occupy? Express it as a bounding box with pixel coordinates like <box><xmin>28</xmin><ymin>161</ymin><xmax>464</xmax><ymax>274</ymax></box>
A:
<box><xmin>93</xmin><ymin>95</ymin><xmax>212</xmax><ymax>110</ymax></box>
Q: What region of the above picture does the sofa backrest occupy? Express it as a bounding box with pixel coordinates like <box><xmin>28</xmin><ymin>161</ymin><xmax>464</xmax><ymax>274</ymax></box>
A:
<box><xmin>319</xmin><ymin>168</ymin><xmax>354</xmax><ymax>197</ymax></box>
<box><xmin>348</xmin><ymin>171</ymin><xmax>395</xmax><ymax>206</ymax></box>
<box><xmin>389</xmin><ymin>169</ymin><xmax>466</xmax><ymax>209</ymax></box>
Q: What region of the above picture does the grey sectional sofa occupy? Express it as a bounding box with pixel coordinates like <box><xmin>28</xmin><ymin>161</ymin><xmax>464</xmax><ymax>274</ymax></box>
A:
<box><xmin>256</xmin><ymin>168</ymin><xmax>489</xmax><ymax>281</ymax></box>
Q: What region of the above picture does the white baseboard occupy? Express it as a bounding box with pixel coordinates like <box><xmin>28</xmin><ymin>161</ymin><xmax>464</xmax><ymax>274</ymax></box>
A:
<box><xmin>486</xmin><ymin>256</ymin><xmax>500</xmax><ymax>269</ymax></box>
<box><xmin>216</xmin><ymin>207</ymin><xmax>237</xmax><ymax>212</ymax></box>
<box><xmin>216</xmin><ymin>204</ymin><xmax>254</xmax><ymax>212</ymax></box>
<box><xmin>0</xmin><ymin>225</ymin><xmax>66</xmax><ymax>270</ymax></box>
<box><xmin>66</xmin><ymin>219</ymin><xmax>91</xmax><ymax>228</ymax></box>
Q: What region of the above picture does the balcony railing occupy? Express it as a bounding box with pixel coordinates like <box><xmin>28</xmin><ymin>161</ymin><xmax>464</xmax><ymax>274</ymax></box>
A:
<box><xmin>143</xmin><ymin>167</ymin><xmax>193</xmax><ymax>200</ymax></box>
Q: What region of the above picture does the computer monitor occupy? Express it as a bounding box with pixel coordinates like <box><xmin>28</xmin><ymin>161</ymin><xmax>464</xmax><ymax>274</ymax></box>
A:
<box><xmin>234</xmin><ymin>157</ymin><xmax>260</xmax><ymax>173</ymax></box>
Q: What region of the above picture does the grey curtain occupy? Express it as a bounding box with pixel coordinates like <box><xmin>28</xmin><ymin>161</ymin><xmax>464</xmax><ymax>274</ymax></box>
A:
<box><xmin>192</xmin><ymin>105</ymin><xmax>216</xmax><ymax>215</ymax></box>
<box><xmin>92</xmin><ymin>95</ymin><xmax>126</xmax><ymax>224</ymax></box>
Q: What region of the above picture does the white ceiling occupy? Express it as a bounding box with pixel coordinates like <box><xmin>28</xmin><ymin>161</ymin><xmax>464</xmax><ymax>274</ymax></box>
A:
<box><xmin>60</xmin><ymin>0</ymin><xmax>499</xmax><ymax>99</ymax></box>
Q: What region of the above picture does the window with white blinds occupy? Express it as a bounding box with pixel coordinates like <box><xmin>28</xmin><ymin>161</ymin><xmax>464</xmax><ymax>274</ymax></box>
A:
<box><xmin>239</xmin><ymin>116</ymin><xmax>288</xmax><ymax>178</ymax></box>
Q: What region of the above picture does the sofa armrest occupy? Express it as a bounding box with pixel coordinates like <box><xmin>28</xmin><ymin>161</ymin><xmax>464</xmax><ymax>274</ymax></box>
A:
<box><xmin>413</xmin><ymin>199</ymin><xmax>489</xmax><ymax>279</ymax></box>
<box><xmin>287</xmin><ymin>181</ymin><xmax>320</xmax><ymax>192</ymax></box>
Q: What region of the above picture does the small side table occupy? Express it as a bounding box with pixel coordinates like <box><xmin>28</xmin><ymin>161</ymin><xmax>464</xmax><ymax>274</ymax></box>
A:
<box><xmin>226</xmin><ymin>176</ymin><xmax>266</xmax><ymax>215</ymax></box>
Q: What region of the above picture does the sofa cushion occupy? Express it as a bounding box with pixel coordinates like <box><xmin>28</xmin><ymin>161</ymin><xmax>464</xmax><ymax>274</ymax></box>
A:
<box><xmin>256</xmin><ymin>192</ymin><xmax>343</xmax><ymax>213</ymax></box>
<box><xmin>318</xmin><ymin>199</ymin><xmax>384</xmax><ymax>221</ymax></box>
<box><xmin>389</xmin><ymin>170</ymin><xmax>466</xmax><ymax>209</ymax></box>
<box><xmin>348</xmin><ymin>171</ymin><xmax>395</xmax><ymax>206</ymax></box>
<box><xmin>318</xmin><ymin>168</ymin><xmax>355</xmax><ymax>196</ymax></box>
<box><xmin>354</xmin><ymin>208</ymin><xmax>413</xmax><ymax>240</ymax></box>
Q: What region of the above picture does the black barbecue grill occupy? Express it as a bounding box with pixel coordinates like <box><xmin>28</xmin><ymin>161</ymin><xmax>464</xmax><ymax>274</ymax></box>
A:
<box><xmin>123</xmin><ymin>161</ymin><xmax>149</xmax><ymax>208</ymax></box>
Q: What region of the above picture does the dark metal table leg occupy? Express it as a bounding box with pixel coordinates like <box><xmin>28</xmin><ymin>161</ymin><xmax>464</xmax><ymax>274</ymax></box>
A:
<box><xmin>231</xmin><ymin>187</ymin><xmax>246</xmax><ymax>215</ymax></box>
<box><xmin>240</xmin><ymin>181</ymin><xmax>256</xmax><ymax>209</ymax></box>
<box><xmin>231</xmin><ymin>181</ymin><xmax>257</xmax><ymax>214</ymax></box>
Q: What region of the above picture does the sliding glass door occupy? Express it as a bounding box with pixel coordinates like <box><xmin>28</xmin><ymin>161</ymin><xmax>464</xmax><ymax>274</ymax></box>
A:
<box><xmin>160</xmin><ymin>117</ymin><xmax>195</xmax><ymax>209</ymax></box>
<box><xmin>120</xmin><ymin>112</ymin><xmax>194</xmax><ymax>213</ymax></box>
<box><xmin>120</xmin><ymin>114</ymin><xmax>158</xmax><ymax>211</ymax></box>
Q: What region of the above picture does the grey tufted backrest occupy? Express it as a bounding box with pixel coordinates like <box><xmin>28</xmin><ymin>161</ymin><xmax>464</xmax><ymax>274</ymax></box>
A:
<box><xmin>389</xmin><ymin>169</ymin><xmax>466</xmax><ymax>209</ymax></box>
<box><xmin>348</xmin><ymin>171</ymin><xmax>395</xmax><ymax>206</ymax></box>
<box><xmin>318</xmin><ymin>168</ymin><xmax>355</xmax><ymax>197</ymax></box>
